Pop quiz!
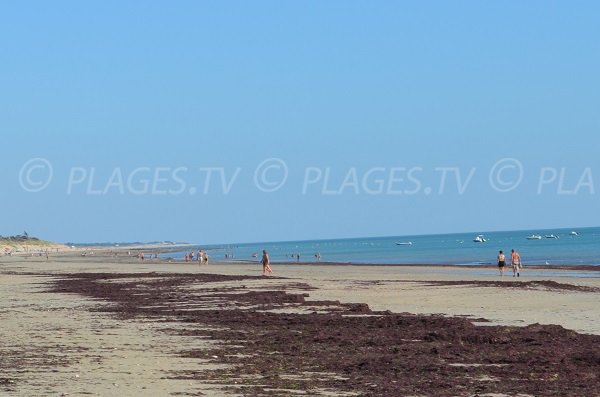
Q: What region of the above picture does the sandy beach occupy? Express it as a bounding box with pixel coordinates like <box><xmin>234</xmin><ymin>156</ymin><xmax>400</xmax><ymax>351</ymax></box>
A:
<box><xmin>1</xmin><ymin>252</ymin><xmax>599</xmax><ymax>396</ymax></box>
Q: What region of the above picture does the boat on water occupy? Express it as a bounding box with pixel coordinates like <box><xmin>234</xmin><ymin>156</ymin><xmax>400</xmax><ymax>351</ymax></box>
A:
<box><xmin>396</xmin><ymin>242</ymin><xmax>413</xmax><ymax>246</ymax></box>
<box><xmin>570</xmin><ymin>231</ymin><xmax>579</xmax><ymax>236</ymax></box>
<box><xmin>545</xmin><ymin>234</ymin><xmax>560</xmax><ymax>239</ymax></box>
<box><xmin>473</xmin><ymin>235</ymin><xmax>487</xmax><ymax>243</ymax></box>
<box><xmin>527</xmin><ymin>234</ymin><xmax>543</xmax><ymax>240</ymax></box>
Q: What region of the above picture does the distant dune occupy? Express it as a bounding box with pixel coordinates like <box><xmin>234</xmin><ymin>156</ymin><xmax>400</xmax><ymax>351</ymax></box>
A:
<box><xmin>1</xmin><ymin>235</ymin><xmax>68</xmax><ymax>254</ymax></box>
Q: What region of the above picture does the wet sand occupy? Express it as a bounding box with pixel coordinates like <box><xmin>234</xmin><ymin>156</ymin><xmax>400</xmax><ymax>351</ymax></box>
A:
<box><xmin>1</xmin><ymin>253</ymin><xmax>599</xmax><ymax>396</ymax></box>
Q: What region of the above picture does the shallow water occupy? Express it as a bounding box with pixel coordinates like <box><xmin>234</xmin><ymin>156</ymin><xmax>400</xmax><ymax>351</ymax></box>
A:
<box><xmin>166</xmin><ymin>226</ymin><xmax>600</xmax><ymax>267</ymax></box>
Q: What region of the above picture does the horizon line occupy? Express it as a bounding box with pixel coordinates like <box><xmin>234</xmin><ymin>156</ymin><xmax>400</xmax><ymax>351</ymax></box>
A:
<box><xmin>66</xmin><ymin>225</ymin><xmax>597</xmax><ymax>248</ymax></box>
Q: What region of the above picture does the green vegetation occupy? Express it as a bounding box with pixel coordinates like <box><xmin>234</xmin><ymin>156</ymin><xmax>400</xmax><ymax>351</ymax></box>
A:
<box><xmin>0</xmin><ymin>232</ymin><xmax>61</xmax><ymax>251</ymax></box>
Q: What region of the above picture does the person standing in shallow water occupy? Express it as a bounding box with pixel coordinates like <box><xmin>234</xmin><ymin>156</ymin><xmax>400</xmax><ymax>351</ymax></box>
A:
<box><xmin>262</xmin><ymin>250</ymin><xmax>273</xmax><ymax>276</ymax></box>
<box><xmin>511</xmin><ymin>249</ymin><xmax>522</xmax><ymax>277</ymax></box>
<box><xmin>497</xmin><ymin>250</ymin><xmax>506</xmax><ymax>276</ymax></box>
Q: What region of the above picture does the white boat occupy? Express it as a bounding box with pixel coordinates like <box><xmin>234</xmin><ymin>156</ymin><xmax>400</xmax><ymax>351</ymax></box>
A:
<box><xmin>396</xmin><ymin>242</ymin><xmax>413</xmax><ymax>246</ymax></box>
<box><xmin>527</xmin><ymin>234</ymin><xmax>542</xmax><ymax>240</ymax></box>
<box><xmin>473</xmin><ymin>235</ymin><xmax>487</xmax><ymax>243</ymax></box>
<box><xmin>545</xmin><ymin>234</ymin><xmax>559</xmax><ymax>239</ymax></box>
<box><xmin>570</xmin><ymin>231</ymin><xmax>579</xmax><ymax>236</ymax></box>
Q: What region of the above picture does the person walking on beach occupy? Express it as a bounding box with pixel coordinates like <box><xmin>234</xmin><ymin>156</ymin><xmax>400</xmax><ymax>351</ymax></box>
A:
<box><xmin>204</xmin><ymin>252</ymin><xmax>209</xmax><ymax>265</ymax></box>
<box><xmin>262</xmin><ymin>250</ymin><xmax>273</xmax><ymax>276</ymax></box>
<box><xmin>511</xmin><ymin>249</ymin><xmax>522</xmax><ymax>277</ymax></box>
<box><xmin>497</xmin><ymin>250</ymin><xmax>506</xmax><ymax>276</ymax></box>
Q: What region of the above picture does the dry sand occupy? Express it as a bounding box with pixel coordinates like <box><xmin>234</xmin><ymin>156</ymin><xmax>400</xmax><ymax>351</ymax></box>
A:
<box><xmin>1</xmin><ymin>253</ymin><xmax>599</xmax><ymax>396</ymax></box>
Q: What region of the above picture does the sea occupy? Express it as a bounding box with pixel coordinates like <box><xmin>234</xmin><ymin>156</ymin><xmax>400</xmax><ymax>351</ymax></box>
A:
<box><xmin>165</xmin><ymin>226</ymin><xmax>600</xmax><ymax>267</ymax></box>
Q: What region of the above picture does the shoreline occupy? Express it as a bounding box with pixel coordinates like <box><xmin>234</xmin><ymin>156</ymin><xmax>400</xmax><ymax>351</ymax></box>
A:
<box><xmin>15</xmin><ymin>243</ymin><xmax>598</xmax><ymax>270</ymax></box>
<box><xmin>5</xmin><ymin>247</ymin><xmax>600</xmax><ymax>272</ymax></box>
<box><xmin>222</xmin><ymin>260</ymin><xmax>600</xmax><ymax>272</ymax></box>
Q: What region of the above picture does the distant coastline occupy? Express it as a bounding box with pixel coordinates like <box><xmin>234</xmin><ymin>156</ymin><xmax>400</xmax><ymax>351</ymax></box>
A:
<box><xmin>0</xmin><ymin>234</ymin><xmax>67</xmax><ymax>255</ymax></box>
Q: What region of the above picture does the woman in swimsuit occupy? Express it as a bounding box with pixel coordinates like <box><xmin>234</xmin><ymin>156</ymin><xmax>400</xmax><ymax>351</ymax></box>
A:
<box><xmin>262</xmin><ymin>250</ymin><xmax>273</xmax><ymax>276</ymax></box>
<box><xmin>497</xmin><ymin>250</ymin><xmax>506</xmax><ymax>277</ymax></box>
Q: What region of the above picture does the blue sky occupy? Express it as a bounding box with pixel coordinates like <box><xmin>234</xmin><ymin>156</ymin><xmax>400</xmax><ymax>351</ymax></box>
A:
<box><xmin>1</xmin><ymin>1</ymin><xmax>599</xmax><ymax>244</ymax></box>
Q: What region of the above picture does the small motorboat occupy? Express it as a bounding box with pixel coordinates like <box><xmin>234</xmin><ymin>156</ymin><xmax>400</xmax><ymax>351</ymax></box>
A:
<box><xmin>545</xmin><ymin>234</ymin><xmax>559</xmax><ymax>239</ymax></box>
<box><xmin>570</xmin><ymin>231</ymin><xmax>579</xmax><ymax>236</ymax></box>
<box><xmin>473</xmin><ymin>235</ymin><xmax>487</xmax><ymax>243</ymax></box>
<box><xmin>396</xmin><ymin>242</ymin><xmax>413</xmax><ymax>246</ymax></box>
<box><xmin>527</xmin><ymin>235</ymin><xmax>542</xmax><ymax>240</ymax></box>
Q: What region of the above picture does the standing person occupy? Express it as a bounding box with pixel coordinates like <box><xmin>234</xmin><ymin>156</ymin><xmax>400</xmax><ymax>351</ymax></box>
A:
<box><xmin>262</xmin><ymin>250</ymin><xmax>273</xmax><ymax>276</ymax></box>
<box><xmin>511</xmin><ymin>249</ymin><xmax>522</xmax><ymax>277</ymax></box>
<box><xmin>497</xmin><ymin>250</ymin><xmax>506</xmax><ymax>276</ymax></box>
<box><xmin>199</xmin><ymin>250</ymin><xmax>204</xmax><ymax>265</ymax></box>
<box><xmin>204</xmin><ymin>252</ymin><xmax>209</xmax><ymax>265</ymax></box>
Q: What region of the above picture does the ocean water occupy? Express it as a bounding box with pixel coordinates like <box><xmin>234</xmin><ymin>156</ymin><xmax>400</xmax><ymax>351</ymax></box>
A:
<box><xmin>169</xmin><ymin>227</ymin><xmax>600</xmax><ymax>266</ymax></box>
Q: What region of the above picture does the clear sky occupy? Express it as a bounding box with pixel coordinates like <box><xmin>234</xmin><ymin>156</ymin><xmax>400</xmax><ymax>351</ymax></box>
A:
<box><xmin>1</xmin><ymin>1</ymin><xmax>599</xmax><ymax>244</ymax></box>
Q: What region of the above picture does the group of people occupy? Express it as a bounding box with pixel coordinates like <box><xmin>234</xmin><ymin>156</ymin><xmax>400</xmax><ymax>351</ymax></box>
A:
<box><xmin>283</xmin><ymin>253</ymin><xmax>322</xmax><ymax>262</ymax></box>
<box><xmin>497</xmin><ymin>249</ymin><xmax>522</xmax><ymax>277</ymax></box>
<box><xmin>186</xmin><ymin>250</ymin><xmax>209</xmax><ymax>265</ymax></box>
<box><xmin>135</xmin><ymin>252</ymin><xmax>159</xmax><ymax>261</ymax></box>
<box><xmin>260</xmin><ymin>250</ymin><xmax>324</xmax><ymax>276</ymax></box>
